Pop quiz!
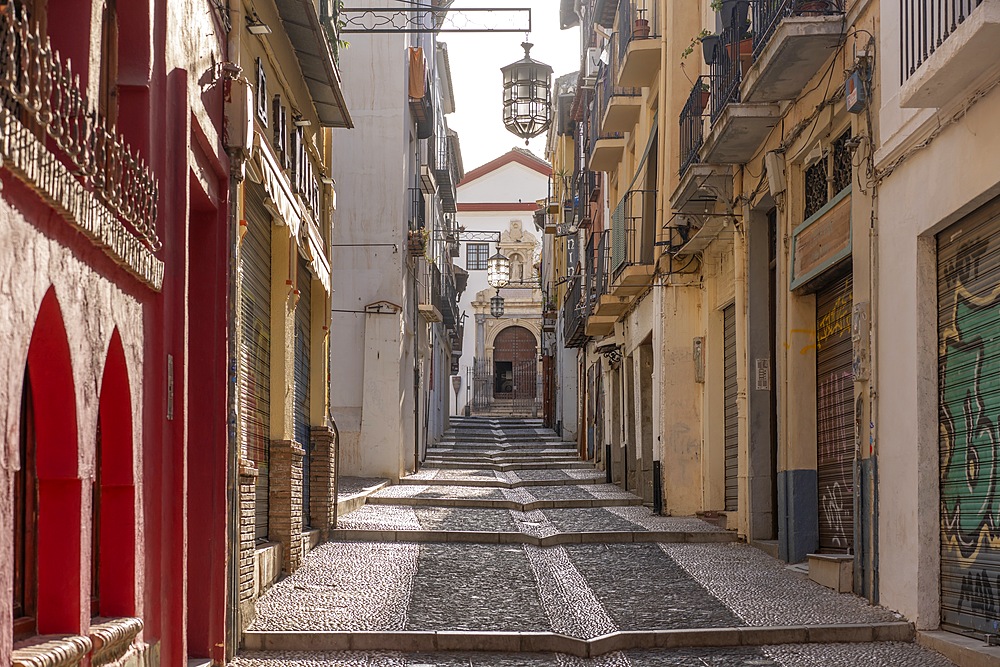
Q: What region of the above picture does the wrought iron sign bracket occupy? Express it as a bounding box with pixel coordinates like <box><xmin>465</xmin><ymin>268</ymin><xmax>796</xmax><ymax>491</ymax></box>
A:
<box><xmin>339</xmin><ymin>7</ymin><xmax>531</xmax><ymax>33</ymax></box>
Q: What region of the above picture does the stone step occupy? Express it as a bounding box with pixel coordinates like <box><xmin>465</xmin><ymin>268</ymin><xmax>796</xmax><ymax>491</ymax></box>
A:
<box><xmin>423</xmin><ymin>455</ymin><xmax>581</xmax><ymax>465</ymax></box>
<box><xmin>398</xmin><ymin>476</ymin><xmax>603</xmax><ymax>488</ymax></box>
<box><xmin>426</xmin><ymin>450</ymin><xmax>578</xmax><ymax>459</ymax></box>
<box><xmin>421</xmin><ymin>461</ymin><xmax>593</xmax><ymax>471</ymax></box>
<box><xmin>365</xmin><ymin>495</ymin><xmax>644</xmax><ymax>511</ymax></box>
<box><xmin>243</xmin><ymin>622</ymin><xmax>915</xmax><ymax>656</ymax></box>
<box><xmin>329</xmin><ymin>528</ymin><xmax>741</xmax><ymax>546</ymax></box>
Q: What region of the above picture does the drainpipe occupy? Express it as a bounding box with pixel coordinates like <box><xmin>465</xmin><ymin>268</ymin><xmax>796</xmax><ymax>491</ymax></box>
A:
<box><xmin>733</xmin><ymin>167</ymin><xmax>749</xmax><ymax>541</ymax></box>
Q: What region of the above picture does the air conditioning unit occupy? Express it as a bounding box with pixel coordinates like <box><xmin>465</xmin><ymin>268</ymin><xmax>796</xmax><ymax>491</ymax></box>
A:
<box><xmin>581</xmin><ymin>47</ymin><xmax>600</xmax><ymax>88</ymax></box>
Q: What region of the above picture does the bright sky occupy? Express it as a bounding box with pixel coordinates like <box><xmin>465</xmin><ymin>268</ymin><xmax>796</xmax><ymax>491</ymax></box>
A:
<box><xmin>443</xmin><ymin>0</ymin><xmax>580</xmax><ymax>173</ymax></box>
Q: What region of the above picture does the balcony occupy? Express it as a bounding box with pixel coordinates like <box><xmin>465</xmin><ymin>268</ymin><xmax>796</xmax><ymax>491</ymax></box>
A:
<box><xmin>615</xmin><ymin>0</ymin><xmax>662</xmax><ymax>88</ymax></box>
<box><xmin>674</xmin><ymin>78</ymin><xmax>734</xmax><ymax>213</ymax></box>
<box><xmin>419</xmin><ymin>264</ymin><xmax>443</xmax><ymax>323</ymax></box>
<box><xmin>585</xmin><ymin>231</ymin><xmax>618</xmax><ymax>337</ymax></box>
<box><xmin>574</xmin><ymin>169</ymin><xmax>599</xmax><ymax>227</ymax></box>
<box><xmin>742</xmin><ymin>0</ymin><xmax>846</xmax><ymax>103</ymax></box>
<box><xmin>899</xmin><ymin>0</ymin><xmax>1000</xmax><ymax>108</ymax></box>
<box><xmin>700</xmin><ymin>23</ymin><xmax>781</xmax><ymax>165</ymax></box>
<box><xmin>563</xmin><ymin>273</ymin><xmax>588</xmax><ymax>348</ymax></box>
<box><xmin>435</xmin><ymin>270</ymin><xmax>460</xmax><ymax>330</ymax></box>
<box><xmin>610</xmin><ymin>190</ymin><xmax>656</xmax><ymax>296</ymax></box>
<box><xmin>588</xmin><ymin>89</ymin><xmax>625</xmax><ymax>172</ymax></box>
<box><xmin>597</xmin><ymin>57</ymin><xmax>642</xmax><ymax>134</ymax></box>
<box><xmin>409</xmin><ymin>187</ymin><xmax>426</xmax><ymax>231</ymax></box>
<box><xmin>433</xmin><ymin>133</ymin><xmax>462</xmax><ymax>213</ymax></box>
<box><xmin>409</xmin><ymin>72</ymin><xmax>434</xmax><ymax>139</ymax></box>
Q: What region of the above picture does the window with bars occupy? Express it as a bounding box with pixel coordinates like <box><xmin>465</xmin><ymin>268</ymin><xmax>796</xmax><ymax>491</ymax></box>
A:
<box><xmin>803</xmin><ymin>129</ymin><xmax>853</xmax><ymax>220</ymax></box>
<box><xmin>467</xmin><ymin>243</ymin><xmax>489</xmax><ymax>270</ymax></box>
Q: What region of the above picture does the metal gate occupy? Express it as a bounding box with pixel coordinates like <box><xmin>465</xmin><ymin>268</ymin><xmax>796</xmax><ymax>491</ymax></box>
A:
<box><xmin>938</xmin><ymin>199</ymin><xmax>1000</xmax><ymax>635</ymax></box>
<box><xmin>240</xmin><ymin>184</ymin><xmax>271</xmax><ymax>543</ymax></box>
<box><xmin>816</xmin><ymin>272</ymin><xmax>854</xmax><ymax>553</ymax></box>
<box><xmin>467</xmin><ymin>325</ymin><xmax>538</xmax><ymax>415</ymax></box>
<box><xmin>294</xmin><ymin>258</ymin><xmax>312</xmax><ymax>529</ymax></box>
<box><xmin>723</xmin><ymin>303</ymin><xmax>738</xmax><ymax>512</ymax></box>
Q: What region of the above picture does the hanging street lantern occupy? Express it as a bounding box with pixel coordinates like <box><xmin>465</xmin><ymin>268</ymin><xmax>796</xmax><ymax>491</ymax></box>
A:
<box><xmin>490</xmin><ymin>291</ymin><xmax>505</xmax><ymax>318</ymax></box>
<box><xmin>501</xmin><ymin>42</ymin><xmax>553</xmax><ymax>145</ymax></box>
<box><xmin>486</xmin><ymin>250</ymin><xmax>511</xmax><ymax>288</ymax></box>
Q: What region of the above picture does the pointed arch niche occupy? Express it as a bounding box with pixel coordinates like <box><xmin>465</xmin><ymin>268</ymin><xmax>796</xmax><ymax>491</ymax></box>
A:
<box><xmin>95</xmin><ymin>328</ymin><xmax>136</xmax><ymax>617</ymax></box>
<box><xmin>25</xmin><ymin>287</ymin><xmax>83</xmax><ymax>633</ymax></box>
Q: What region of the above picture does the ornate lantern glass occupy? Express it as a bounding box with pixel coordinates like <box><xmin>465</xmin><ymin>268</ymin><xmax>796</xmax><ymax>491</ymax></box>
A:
<box><xmin>486</xmin><ymin>251</ymin><xmax>511</xmax><ymax>288</ymax></box>
<box><xmin>501</xmin><ymin>42</ymin><xmax>553</xmax><ymax>144</ymax></box>
<box><xmin>490</xmin><ymin>292</ymin><xmax>505</xmax><ymax>318</ymax></box>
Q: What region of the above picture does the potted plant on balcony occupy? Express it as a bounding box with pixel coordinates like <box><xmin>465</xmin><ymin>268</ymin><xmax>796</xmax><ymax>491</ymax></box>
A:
<box><xmin>713</xmin><ymin>0</ymin><xmax>749</xmax><ymax>32</ymax></box>
<box><xmin>633</xmin><ymin>9</ymin><xmax>650</xmax><ymax>38</ymax></box>
<box><xmin>681</xmin><ymin>28</ymin><xmax>712</xmax><ymax>60</ymax></box>
<box><xmin>696</xmin><ymin>80</ymin><xmax>711</xmax><ymax>112</ymax></box>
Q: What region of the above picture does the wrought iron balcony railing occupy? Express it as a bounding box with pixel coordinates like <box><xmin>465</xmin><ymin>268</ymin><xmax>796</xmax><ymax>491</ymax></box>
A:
<box><xmin>611</xmin><ymin>189</ymin><xmax>656</xmax><ymax>278</ymax></box>
<box><xmin>900</xmin><ymin>0</ymin><xmax>981</xmax><ymax>82</ymax></box>
<box><xmin>562</xmin><ymin>271</ymin><xmax>588</xmax><ymax>348</ymax></box>
<box><xmin>432</xmin><ymin>133</ymin><xmax>461</xmax><ymax>212</ymax></box>
<box><xmin>680</xmin><ymin>77</ymin><xmax>710</xmax><ymax>176</ymax></box>
<box><xmin>708</xmin><ymin>23</ymin><xmax>745</xmax><ymax>124</ymax></box>
<box><xmin>585</xmin><ymin>230</ymin><xmax>611</xmax><ymax>311</ymax></box>
<box><xmin>0</xmin><ymin>7</ymin><xmax>160</xmax><ymax>251</ymax></box>
<box><xmin>588</xmin><ymin>70</ymin><xmax>623</xmax><ymax>152</ymax></box>
<box><xmin>409</xmin><ymin>187</ymin><xmax>426</xmax><ymax>231</ymax></box>
<box><xmin>596</xmin><ymin>53</ymin><xmax>641</xmax><ymax>125</ymax></box>
<box><xmin>752</xmin><ymin>0</ymin><xmax>844</xmax><ymax>59</ymax></box>
<box><xmin>573</xmin><ymin>169</ymin><xmax>598</xmax><ymax>226</ymax></box>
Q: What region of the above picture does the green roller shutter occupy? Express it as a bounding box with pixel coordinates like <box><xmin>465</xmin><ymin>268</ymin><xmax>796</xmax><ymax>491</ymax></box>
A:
<box><xmin>938</xmin><ymin>199</ymin><xmax>1000</xmax><ymax>635</ymax></box>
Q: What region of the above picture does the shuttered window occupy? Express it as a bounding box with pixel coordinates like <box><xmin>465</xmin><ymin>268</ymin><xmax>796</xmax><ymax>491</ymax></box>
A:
<box><xmin>937</xmin><ymin>199</ymin><xmax>1000</xmax><ymax>635</ymax></box>
<box><xmin>241</xmin><ymin>184</ymin><xmax>272</xmax><ymax>543</ymax></box>
<box><xmin>816</xmin><ymin>273</ymin><xmax>854</xmax><ymax>553</ymax></box>
<box><xmin>723</xmin><ymin>304</ymin><xmax>738</xmax><ymax>512</ymax></box>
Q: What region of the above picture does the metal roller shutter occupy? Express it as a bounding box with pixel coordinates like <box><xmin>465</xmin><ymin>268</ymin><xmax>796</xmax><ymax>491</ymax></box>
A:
<box><xmin>937</xmin><ymin>200</ymin><xmax>1000</xmax><ymax>635</ymax></box>
<box><xmin>724</xmin><ymin>304</ymin><xmax>738</xmax><ymax>512</ymax></box>
<box><xmin>816</xmin><ymin>272</ymin><xmax>854</xmax><ymax>553</ymax></box>
<box><xmin>241</xmin><ymin>184</ymin><xmax>272</xmax><ymax>543</ymax></box>
<box><xmin>294</xmin><ymin>257</ymin><xmax>312</xmax><ymax>529</ymax></box>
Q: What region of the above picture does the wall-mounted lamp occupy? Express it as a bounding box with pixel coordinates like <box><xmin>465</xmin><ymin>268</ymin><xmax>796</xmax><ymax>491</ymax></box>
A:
<box><xmin>246</xmin><ymin>13</ymin><xmax>272</xmax><ymax>35</ymax></box>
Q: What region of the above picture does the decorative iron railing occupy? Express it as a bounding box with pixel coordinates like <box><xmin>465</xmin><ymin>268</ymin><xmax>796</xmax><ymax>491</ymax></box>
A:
<box><xmin>588</xmin><ymin>69</ymin><xmax>623</xmax><ymax>153</ymax></box>
<box><xmin>587</xmin><ymin>229</ymin><xmax>610</xmax><ymax>306</ymax></box>
<box><xmin>709</xmin><ymin>22</ymin><xmax>744</xmax><ymax>124</ymax></box>
<box><xmin>409</xmin><ymin>187</ymin><xmax>426</xmax><ymax>231</ymax></box>
<box><xmin>680</xmin><ymin>77</ymin><xmax>710</xmax><ymax>176</ymax></box>
<box><xmin>573</xmin><ymin>169</ymin><xmax>598</xmax><ymax>226</ymax></box>
<box><xmin>611</xmin><ymin>189</ymin><xmax>656</xmax><ymax>277</ymax></box>
<box><xmin>562</xmin><ymin>271</ymin><xmax>587</xmax><ymax>348</ymax></box>
<box><xmin>752</xmin><ymin>0</ymin><xmax>844</xmax><ymax>59</ymax></box>
<box><xmin>467</xmin><ymin>357</ymin><xmax>540</xmax><ymax>416</ymax></box>
<box><xmin>900</xmin><ymin>0</ymin><xmax>981</xmax><ymax>83</ymax></box>
<box><xmin>0</xmin><ymin>6</ymin><xmax>160</xmax><ymax>251</ymax></box>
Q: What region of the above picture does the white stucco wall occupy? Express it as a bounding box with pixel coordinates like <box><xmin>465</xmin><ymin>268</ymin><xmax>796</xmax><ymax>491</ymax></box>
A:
<box><xmin>876</xmin><ymin>0</ymin><xmax>1000</xmax><ymax>628</ymax></box>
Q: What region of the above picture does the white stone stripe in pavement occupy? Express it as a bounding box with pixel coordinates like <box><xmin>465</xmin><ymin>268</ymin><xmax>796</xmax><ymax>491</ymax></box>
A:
<box><xmin>523</xmin><ymin>544</ymin><xmax>618</xmax><ymax>640</ymax></box>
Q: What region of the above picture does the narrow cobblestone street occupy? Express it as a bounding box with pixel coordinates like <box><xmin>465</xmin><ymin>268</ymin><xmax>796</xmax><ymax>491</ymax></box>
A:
<box><xmin>235</xmin><ymin>419</ymin><xmax>956</xmax><ymax>666</ymax></box>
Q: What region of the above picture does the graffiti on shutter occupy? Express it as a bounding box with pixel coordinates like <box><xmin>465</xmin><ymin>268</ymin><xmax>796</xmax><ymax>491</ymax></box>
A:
<box><xmin>938</xmin><ymin>200</ymin><xmax>1000</xmax><ymax>635</ymax></box>
<box><xmin>816</xmin><ymin>273</ymin><xmax>854</xmax><ymax>553</ymax></box>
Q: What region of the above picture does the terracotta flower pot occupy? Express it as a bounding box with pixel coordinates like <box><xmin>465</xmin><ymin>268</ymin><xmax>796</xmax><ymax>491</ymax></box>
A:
<box><xmin>633</xmin><ymin>18</ymin><xmax>650</xmax><ymax>38</ymax></box>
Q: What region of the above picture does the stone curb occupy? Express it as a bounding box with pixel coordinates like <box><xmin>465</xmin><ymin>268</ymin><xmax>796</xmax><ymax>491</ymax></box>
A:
<box><xmin>365</xmin><ymin>496</ymin><xmax>644</xmax><ymax>511</ymax></box>
<box><xmin>336</xmin><ymin>480</ymin><xmax>391</xmax><ymax>517</ymax></box>
<box><xmin>917</xmin><ymin>630</ymin><xmax>1000</xmax><ymax>667</ymax></box>
<box><xmin>422</xmin><ymin>462</ymin><xmax>593</xmax><ymax>471</ymax></box>
<box><xmin>328</xmin><ymin>529</ymin><xmax>739</xmax><ymax>546</ymax></box>
<box><xmin>242</xmin><ymin>622</ymin><xmax>915</xmax><ymax>656</ymax></box>
<box><xmin>424</xmin><ymin>455</ymin><xmax>582</xmax><ymax>463</ymax></box>
<box><xmin>399</xmin><ymin>477</ymin><xmax>604</xmax><ymax>487</ymax></box>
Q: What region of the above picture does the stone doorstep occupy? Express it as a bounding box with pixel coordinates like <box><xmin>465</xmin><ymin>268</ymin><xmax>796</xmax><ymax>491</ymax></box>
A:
<box><xmin>328</xmin><ymin>529</ymin><xmax>739</xmax><ymax>546</ymax></box>
<box><xmin>917</xmin><ymin>630</ymin><xmax>1000</xmax><ymax>667</ymax></box>
<box><xmin>807</xmin><ymin>553</ymin><xmax>854</xmax><ymax>593</ymax></box>
<box><xmin>242</xmin><ymin>622</ymin><xmax>914</xmax><ymax>656</ymax></box>
<box><xmin>398</xmin><ymin>477</ymin><xmax>604</xmax><ymax>487</ymax></box>
<box><xmin>365</xmin><ymin>496</ymin><xmax>644</xmax><ymax>511</ymax></box>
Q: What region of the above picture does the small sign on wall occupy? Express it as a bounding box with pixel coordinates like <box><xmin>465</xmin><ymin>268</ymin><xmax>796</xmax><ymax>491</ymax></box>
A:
<box><xmin>755</xmin><ymin>358</ymin><xmax>770</xmax><ymax>391</ymax></box>
<box><xmin>693</xmin><ymin>337</ymin><xmax>705</xmax><ymax>383</ymax></box>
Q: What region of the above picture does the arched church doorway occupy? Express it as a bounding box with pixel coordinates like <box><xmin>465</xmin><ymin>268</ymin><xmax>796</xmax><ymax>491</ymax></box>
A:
<box><xmin>492</xmin><ymin>326</ymin><xmax>536</xmax><ymax>401</ymax></box>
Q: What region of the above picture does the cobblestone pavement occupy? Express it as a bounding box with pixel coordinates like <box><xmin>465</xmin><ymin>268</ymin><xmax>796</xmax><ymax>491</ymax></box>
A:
<box><xmin>233</xmin><ymin>642</ymin><xmax>957</xmax><ymax>666</ymax></box>
<box><xmin>246</xmin><ymin>420</ymin><xmax>956</xmax><ymax>666</ymax></box>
